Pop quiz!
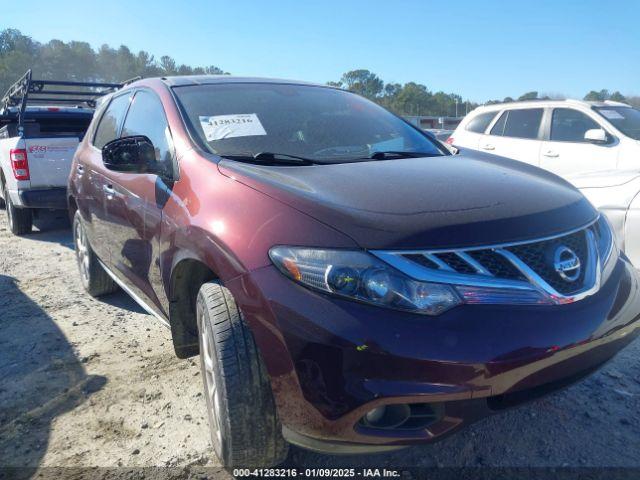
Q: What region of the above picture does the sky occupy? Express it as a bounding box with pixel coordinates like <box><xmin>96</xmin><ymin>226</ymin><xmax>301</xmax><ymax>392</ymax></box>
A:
<box><xmin>2</xmin><ymin>0</ymin><xmax>639</xmax><ymax>102</ymax></box>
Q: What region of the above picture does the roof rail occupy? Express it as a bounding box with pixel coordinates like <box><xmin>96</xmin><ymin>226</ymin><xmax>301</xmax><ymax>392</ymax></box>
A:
<box><xmin>604</xmin><ymin>100</ymin><xmax>630</xmax><ymax>107</ymax></box>
<box><xmin>121</xmin><ymin>75</ymin><xmax>142</xmax><ymax>86</ymax></box>
<box><xmin>0</xmin><ymin>69</ymin><xmax>134</xmax><ymax>132</ymax></box>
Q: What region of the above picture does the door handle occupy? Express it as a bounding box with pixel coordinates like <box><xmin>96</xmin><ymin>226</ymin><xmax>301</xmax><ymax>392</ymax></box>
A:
<box><xmin>482</xmin><ymin>144</ymin><xmax>495</xmax><ymax>150</ymax></box>
<box><xmin>543</xmin><ymin>150</ymin><xmax>559</xmax><ymax>158</ymax></box>
<box><xmin>103</xmin><ymin>184</ymin><xmax>115</xmax><ymax>198</ymax></box>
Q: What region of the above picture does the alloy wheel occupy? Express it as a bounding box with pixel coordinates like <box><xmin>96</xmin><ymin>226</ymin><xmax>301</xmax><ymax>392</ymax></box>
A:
<box><xmin>200</xmin><ymin>310</ymin><xmax>223</xmax><ymax>450</ymax></box>
<box><xmin>74</xmin><ymin>219</ymin><xmax>90</xmax><ymax>285</ymax></box>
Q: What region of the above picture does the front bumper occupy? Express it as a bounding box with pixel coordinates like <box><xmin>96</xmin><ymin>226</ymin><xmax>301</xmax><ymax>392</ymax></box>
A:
<box><xmin>227</xmin><ymin>256</ymin><xmax>640</xmax><ymax>452</ymax></box>
<box><xmin>18</xmin><ymin>187</ymin><xmax>68</xmax><ymax>210</ymax></box>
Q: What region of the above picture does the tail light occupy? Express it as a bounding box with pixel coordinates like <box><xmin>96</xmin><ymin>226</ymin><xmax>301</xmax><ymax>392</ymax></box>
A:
<box><xmin>446</xmin><ymin>137</ymin><xmax>455</xmax><ymax>145</ymax></box>
<box><xmin>10</xmin><ymin>148</ymin><xmax>30</xmax><ymax>180</ymax></box>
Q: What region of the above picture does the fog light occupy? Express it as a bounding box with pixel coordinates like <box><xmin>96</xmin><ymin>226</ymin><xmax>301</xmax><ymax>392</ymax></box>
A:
<box><xmin>362</xmin><ymin>404</ymin><xmax>411</xmax><ymax>429</ymax></box>
<box><xmin>365</xmin><ymin>406</ymin><xmax>386</xmax><ymax>424</ymax></box>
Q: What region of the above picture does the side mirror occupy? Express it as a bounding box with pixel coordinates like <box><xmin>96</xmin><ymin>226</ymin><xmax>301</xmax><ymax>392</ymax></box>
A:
<box><xmin>102</xmin><ymin>136</ymin><xmax>158</xmax><ymax>174</ymax></box>
<box><xmin>584</xmin><ymin>128</ymin><xmax>607</xmax><ymax>144</ymax></box>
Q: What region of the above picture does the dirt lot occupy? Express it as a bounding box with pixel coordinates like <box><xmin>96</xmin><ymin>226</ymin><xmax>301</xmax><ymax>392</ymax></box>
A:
<box><xmin>0</xmin><ymin>211</ymin><xmax>639</xmax><ymax>479</ymax></box>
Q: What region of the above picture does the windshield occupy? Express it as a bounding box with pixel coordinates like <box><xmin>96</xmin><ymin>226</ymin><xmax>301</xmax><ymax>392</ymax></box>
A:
<box><xmin>593</xmin><ymin>106</ymin><xmax>640</xmax><ymax>140</ymax></box>
<box><xmin>173</xmin><ymin>83</ymin><xmax>445</xmax><ymax>163</ymax></box>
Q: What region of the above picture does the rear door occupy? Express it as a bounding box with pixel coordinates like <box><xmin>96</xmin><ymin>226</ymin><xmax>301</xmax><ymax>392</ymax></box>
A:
<box><xmin>539</xmin><ymin>107</ymin><xmax>619</xmax><ymax>176</ymax></box>
<box><xmin>479</xmin><ymin>108</ymin><xmax>544</xmax><ymax>166</ymax></box>
<box><xmin>103</xmin><ymin>89</ymin><xmax>176</xmax><ymax>315</ymax></box>
<box><xmin>453</xmin><ymin>110</ymin><xmax>499</xmax><ymax>150</ymax></box>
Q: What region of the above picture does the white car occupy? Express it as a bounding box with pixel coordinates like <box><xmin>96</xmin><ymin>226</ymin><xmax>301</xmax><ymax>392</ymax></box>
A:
<box><xmin>449</xmin><ymin>99</ymin><xmax>640</xmax><ymax>265</ymax></box>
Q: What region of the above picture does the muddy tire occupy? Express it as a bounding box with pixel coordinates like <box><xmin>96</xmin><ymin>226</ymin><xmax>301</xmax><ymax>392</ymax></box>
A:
<box><xmin>197</xmin><ymin>281</ymin><xmax>288</xmax><ymax>468</ymax></box>
<box><xmin>5</xmin><ymin>185</ymin><xmax>32</xmax><ymax>235</ymax></box>
<box><xmin>73</xmin><ymin>210</ymin><xmax>118</xmax><ymax>297</ymax></box>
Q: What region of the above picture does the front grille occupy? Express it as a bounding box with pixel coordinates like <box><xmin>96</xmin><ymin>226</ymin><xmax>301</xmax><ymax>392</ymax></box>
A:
<box><xmin>507</xmin><ymin>230</ymin><xmax>587</xmax><ymax>295</ymax></box>
<box><xmin>468</xmin><ymin>249</ymin><xmax>524</xmax><ymax>280</ymax></box>
<box><xmin>434</xmin><ymin>252</ymin><xmax>477</xmax><ymax>274</ymax></box>
<box><xmin>373</xmin><ymin>222</ymin><xmax>601</xmax><ymax>301</ymax></box>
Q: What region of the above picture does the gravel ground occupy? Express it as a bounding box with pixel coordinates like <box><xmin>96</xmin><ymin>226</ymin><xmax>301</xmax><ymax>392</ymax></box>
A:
<box><xmin>0</xmin><ymin>211</ymin><xmax>639</xmax><ymax>479</ymax></box>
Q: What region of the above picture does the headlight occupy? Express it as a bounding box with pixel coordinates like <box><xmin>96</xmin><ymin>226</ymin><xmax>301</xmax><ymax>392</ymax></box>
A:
<box><xmin>269</xmin><ymin>247</ymin><xmax>461</xmax><ymax>315</ymax></box>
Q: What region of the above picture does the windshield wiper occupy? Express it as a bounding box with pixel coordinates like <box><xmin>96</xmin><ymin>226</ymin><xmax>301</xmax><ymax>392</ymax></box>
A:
<box><xmin>222</xmin><ymin>151</ymin><xmax>317</xmax><ymax>165</ymax></box>
<box><xmin>367</xmin><ymin>151</ymin><xmax>442</xmax><ymax>160</ymax></box>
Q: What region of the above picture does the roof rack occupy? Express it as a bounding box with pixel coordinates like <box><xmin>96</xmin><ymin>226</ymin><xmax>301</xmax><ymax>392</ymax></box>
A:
<box><xmin>1</xmin><ymin>69</ymin><xmax>135</xmax><ymax>130</ymax></box>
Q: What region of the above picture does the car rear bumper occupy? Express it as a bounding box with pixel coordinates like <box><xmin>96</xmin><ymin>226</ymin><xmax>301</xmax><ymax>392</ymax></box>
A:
<box><xmin>18</xmin><ymin>187</ymin><xmax>67</xmax><ymax>209</ymax></box>
<box><xmin>227</xmin><ymin>256</ymin><xmax>640</xmax><ymax>451</ymax></box>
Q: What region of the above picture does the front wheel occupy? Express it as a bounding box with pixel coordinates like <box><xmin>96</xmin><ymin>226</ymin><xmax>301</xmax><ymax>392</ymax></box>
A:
<box><xmin>197</xmin><ymin>281</ymin><xmax>288</xmax><ymax>467</ymax></box>
<box><xmin>5</xmin><ymin>186</ymin><xmax>32</xmax><ymax>235</ymax></box>
<box><xmin>73</xmin><ymin>210</ymin><xmax>118</xmax><ymax>297</ymax></box>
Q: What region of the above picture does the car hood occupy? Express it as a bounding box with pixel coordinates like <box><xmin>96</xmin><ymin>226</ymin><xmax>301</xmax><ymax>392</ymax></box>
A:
<box><xmin>218</xmin><ymin>151</ymin><xmax>597</xmax><ymax>249</ymax></box>
<box><xmin>568</xmin><ymin>169</ymin><xmax>640</xmax><ymax>189</ymax></box>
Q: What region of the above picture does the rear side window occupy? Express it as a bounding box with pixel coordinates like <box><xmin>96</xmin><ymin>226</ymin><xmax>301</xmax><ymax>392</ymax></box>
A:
<box><xmin>93</xmin><ymin>93</ymin><xmax>132</xmax><ymax>149</ymax></box>
<box><xmin>490</xmin><ymin>112</ymin><xmax>507</xmax><ymax>136</ymax></box>
<box><xmin>121</xmin><ymin>90</ymin><xmax>174</xmax><ymax>177</ymax></box>
<box><xmin>466</xmin><ymin>111</ymin><xmax>497</xmax><ymax>133</ymax></box>
<box><xmin>551</xmin><ymin>108</ymin><xmax>600</xmax><ymax>142</ymax></box>
<box><xmin>34</xmin><ymin>117</ymin><xmax>92</xmax><ymax>138</ymax></box>
<box><xmin>491</xmin><ymin>109</ymin><xmax>543</xmax><ymax>139</ymax></box>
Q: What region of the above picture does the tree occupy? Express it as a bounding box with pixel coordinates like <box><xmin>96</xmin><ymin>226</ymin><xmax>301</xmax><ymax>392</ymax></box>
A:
<box><xmin>518</xmin><ymin>91</ymin><xmax>538</xmax><ymax>101</ymax></box>
<box><xmin>393</xmin><ymin>82</ymin><xmax>432</xmax><ymax>116</ymax></box>
<box><xmin>339</xmin><ymin>69</ymin><xmax>384</xmax><ymax>98</ymax></box>
<box><xmin>609</xmin><ymin>91</ymin><xmax>627</xmax><ymax>102</ymax></box>
<box><xmin>0</xmin><ymin>29</ymin><xmax>228</xmax><ymax>96</ymax></box>
<box><xmin>626</xmin><ymin>96</ymin><xmax>640</xmax><ymax>108</ymax></box>
<box><xmin>584</xmin><ymin>89</ymin><xmax>609</xmax><ymax>101</ymax></box>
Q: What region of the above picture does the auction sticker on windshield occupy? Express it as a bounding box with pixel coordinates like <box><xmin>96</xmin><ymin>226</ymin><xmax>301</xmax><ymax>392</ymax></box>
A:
<box><xmin>199</xmin><ymin>113</ymin><xmax>267</xmax><ymax>141</ymax></box>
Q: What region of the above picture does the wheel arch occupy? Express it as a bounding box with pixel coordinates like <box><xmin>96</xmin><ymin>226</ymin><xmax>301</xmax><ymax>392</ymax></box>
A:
<box><xmin>168</xmin><ymin>255</ymin><xmax>219</xmax><ymax>358</ymax></box>
<box><xmin>67</xmin><ymin>194</ymin><xmax>78</xmax><ymax>222</ymax></box>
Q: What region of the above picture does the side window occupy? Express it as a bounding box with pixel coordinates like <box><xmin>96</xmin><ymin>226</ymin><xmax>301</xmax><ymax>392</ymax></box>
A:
<box><xmin>466</xmin><ymin>111</ymin><xmax>498</xmax><ymax>134</ymax></box>
<box><xmin>121</xmin><ymin>90</ymin><xmax>175</xmax><ymax>177</ymax></box>
<box><xmin>550</xmin><ymin>108</ymin><xmax>601</xmax><ymax>142</ymax></box>
<box><xmin>490</xmin><ymin>111</ymin><xmax>508</xmax><ymax>136</ymax></box>
<box><xmin>502</xmin><ymin>109</ymin><xmax>543</xmax><ymax>139</ymax></box>
<box><xmin>93</xmin><ymin>94</ymin><xmax>132</xmax><ymax>149</ymax></box>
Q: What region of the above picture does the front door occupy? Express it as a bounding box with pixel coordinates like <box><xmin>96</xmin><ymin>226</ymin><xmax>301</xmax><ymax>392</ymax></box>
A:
<box><xmin>539</xmin><ymin>107</ymin><xmax>619</xmax><ymax>176</ymax></box>
<box><xmin>103</xmin><ymin>89</ymin><xmax>176</xmax><ymax>316</ymax></box>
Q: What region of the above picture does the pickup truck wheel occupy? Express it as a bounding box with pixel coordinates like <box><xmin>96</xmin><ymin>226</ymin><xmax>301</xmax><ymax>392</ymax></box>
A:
<box><xmin>197</xmin><ymin>281</ymin><xmax>288</xmax><ymax>467</ymax></box>
<box><xmin>73</xmin><ymin>211</ymin><xmax>118</xmax><ymax>297</ymax></box>
<box><xmin>4</xmin><ymin>186</ymin><xmax>32</xmax><ymax>235</ymax></box>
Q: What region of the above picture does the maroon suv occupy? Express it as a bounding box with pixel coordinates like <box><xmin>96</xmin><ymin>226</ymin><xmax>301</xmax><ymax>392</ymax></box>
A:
<box><xmin>68</xmin><ymin>76</ymin><xmax>640</xmax><ymax>467</ymax></box>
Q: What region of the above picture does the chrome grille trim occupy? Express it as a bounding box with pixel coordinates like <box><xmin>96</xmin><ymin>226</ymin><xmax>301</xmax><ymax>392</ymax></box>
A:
<box><xmin>455</xmin><ymin>251</ymin><xmax>493</xmax><ymax>276</ymax></box>
<box><xmin>371</xmin><ymin>219</ymin><xmax>606</xmax><ymax>304</ymax></box>
<box><xmin>423</xmin><ymin>253</ymin><xmax>455</xmax><ymax>271</ymax></box>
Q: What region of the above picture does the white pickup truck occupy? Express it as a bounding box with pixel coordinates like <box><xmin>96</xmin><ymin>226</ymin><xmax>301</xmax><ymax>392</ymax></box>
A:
<box><xmin>0</xmin><ymin>107</ymin><xmax>93</xmax><ymax>233</ymax></box>
<box><xmin>0</xmin><ymin>70</ymin><xmax>124</xmax><ymax>234</ymax></box>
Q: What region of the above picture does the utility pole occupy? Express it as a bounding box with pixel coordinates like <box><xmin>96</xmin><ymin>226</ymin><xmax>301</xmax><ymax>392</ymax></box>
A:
<box><xmin>455</xmin><ymin>99</ymin><xmax>458</xmax><ymax>117</ymax></box>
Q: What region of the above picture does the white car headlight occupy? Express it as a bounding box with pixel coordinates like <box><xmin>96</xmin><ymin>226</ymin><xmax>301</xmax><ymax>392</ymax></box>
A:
<box><xmin>269</xmin><ymin>247</ymin><xmax>461</xmax><ymax>315</ymax></box>
<box><xmin>595</xmin><ymin>214</ymin><xmax>617</xmax><ymax>280</ymax></box>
